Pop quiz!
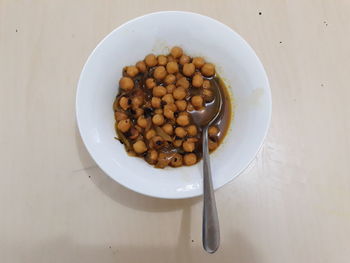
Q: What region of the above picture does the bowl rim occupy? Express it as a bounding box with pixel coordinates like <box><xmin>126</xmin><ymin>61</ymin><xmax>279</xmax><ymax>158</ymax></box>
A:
<box><xmin>76</xmin><ymin>11</ymin><xmax>272</xmax><ymax>199</ymax></box>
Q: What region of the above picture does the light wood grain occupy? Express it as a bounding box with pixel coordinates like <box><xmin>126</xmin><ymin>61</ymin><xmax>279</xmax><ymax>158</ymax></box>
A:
<box><xmin>1</xmin><ymin>0</ymin><xmax>350</xmax><ymax>262</ymax></box>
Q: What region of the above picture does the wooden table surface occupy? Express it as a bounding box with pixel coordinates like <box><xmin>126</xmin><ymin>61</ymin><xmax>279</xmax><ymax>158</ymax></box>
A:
<box><xmin>1</xmin><ymin>1</ymin><xmax>350</xmax><ymax>262</ymax></box>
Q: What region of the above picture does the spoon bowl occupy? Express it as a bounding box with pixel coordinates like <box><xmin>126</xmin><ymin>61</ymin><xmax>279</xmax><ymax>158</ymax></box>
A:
<box><xmin>191</xmin><ymin>82</ymin><xmax>223</xmax><ymax>129</ymax></box>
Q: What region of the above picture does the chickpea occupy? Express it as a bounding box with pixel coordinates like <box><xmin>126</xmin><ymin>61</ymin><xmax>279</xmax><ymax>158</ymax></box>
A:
<box><xmin>203</xmin><ymin>80</ymin><xmax>211</xmax><ymax>89</ymax></box>
<box><xmin>164</xmin><ymin>108</ymin><xmax>174</xmax><ymax>119</ymax></box>
<box><xmin>153</xmin><ymin>66</ymin><xmax>167</xmax><ymax>80</ymax></box>
<box><xmin>157</xmin><ymin>55</ymin><xmax>168</xmax><ymax>66</ymax></box>
<box><xmin>129</xmin><ymin>127</ymin><xmax>139</xmax><ymax>140</ymax></box>
<box><xmin>186</xmin><ymin>125</ymin><xmax>198</xmax><ymax>136</ymax></box>
<box><xmin>132</xmin><ymin>96</ymin><xmax>143</xmax><ymax>108</ymax></box>
<box><xmin>167</xmin><ymin>55</ymin><xmax>176</xmax><ymax>62</ymax></box>
<box><xmin>151</xmin><ymin>96</ymin><xmax>161</xmax><ymax>108</ymax></box>
<box><xmin>191</xmin><ymin>95</ymin><xmax>203</xmax><ymax>108</ymax></box>
<box><xmin>126</xmin><ymin>66</ymin><xmax>139</xmax><ymax>77</ymax></box>
<box><xmin>156</xmin><ymin>152</ymin><xmax>169</xmax><ymax>167</ymax></box>
<box><xmin>152</xmin><ymin>114</ymin><xmax>165</xmax><ymax>126</ymax></box>
<box><xmin>146</xmin><ymin>78</ymin><xmax>156</xmax><ymax>89</ymax></box>
<box><xmin>148</xmin><ymin>149</ymin><xmax>158</xmax><ymax>162</ymax></box>
<box><xmin>164</xmin><ymin>74</ymin><xmax>176</xmax><ymax>85</ymax></box>
<box><xmin>173</xmin><ymin>87</ymin><xmax>186</xmax><ymax>100</ymax></box>
<box><xmin>201</xmin><ymin>63</ymin><xmax>215</xmax><ymax>77</ymax></box>
<box><xmin>187</xmin><ymin>137</ymin><xmax>198</xmax><ymax>143</ymax></box>
<box><xmin>175</xmin><ymin>100</ymin><xmax>187</xmax><ymax>111</ymax></box>
<box><xmin>136</xmin><ymin>61</ymin><xmax>147</xmax><ymax>73</ymax></box>
<box><xmin>175</xmin><ymin>127</ymin><xmax>187</xmax><ymax>138</ymax></box>
<box><xmin>164</xmin><ymin>103</ymin><xmax>177</xmax><ymax>112</ymax></box>
<box><xmin>192</xmin><ymin>57</ymin><xmax>205</xmax><ymax>68</ymax></box>
<box><xmin>192</xmin><ymin>74</ymin><xmax>204</xmax><ymax>88</ymax></box>
<box><xmin>145</xmin><ymin>54</ymin><xmax>157</xmax><ymax>67</ymax></box>
<box><xmin>119</xmin><ymin>96</ymin><xmax>129</xmax><ymax>111</ymax></box>
<box><xmin>133</xmin><ymin>140</ymin><xmax>147</xmax><ymax>154</ymax></box>
<box><xmin>176</xmin><ymin>77</ymin><xmax>190</xmax><ymax>89</ymax></box>
<box><xmin>173</xmin><ymin>140</ymin><xmax>183</xmax><ymax>147</ymax></box>
<box><xmin>156</xmin><ymin>152</ymin><xmax>171</xmax><ymax>168</ymax></box>
<box><xmin>183</xmin><ymin>140</ymin><xmax>195</xmax><ymax>152</ymax></box>
<box><xmin>155</xmin><ymin>108</ymin><xmax>163</xmax><ymax>114</ymax></box>
<box><xmin>176</xmin><ymin>114</ymin><xmax>190</xmax><ymax>126</ymax></box>
<box><xmin>179</xmin><ymin>111</ymin><xmax>189</xmax><ymax>116</ymax></box>
<box><xmin>170</xmin><ymin>153</ymin><xmax>183</xmax><ymax>167</ymax></box>
<box><xmin>135</xmin><ymin>125</ymin><xmax>142</xmax><ymax>132</ymax></box>
<box><xmin>176</xmin><ymin>72</ymin><xmax>184</xmax><ymax>80</ymax></box>
<box><xmin>162</xmin><ymin>123</ymin><xmax>173</xmax><ymax>135</ymax></box>
<box><xmin>166</xmin><ymin>61</ymin><xmax>179</xmax><ymax>74</ymax></box>
<box><xmin>117</xmin><ymin>119</ymin><xmax>131</xmax><ymax>133</ymax></box>
<box><xmin>208</xmin><ymin>139</ymin><xmax>218</xmax><ymax>151</ymax></box>
<box><xmin>119</xmin><ymin>77</ymin><xmax>134</xmax><ymax>91</ymax></box>
<box><xmin>137</xmin><ymin>115</ymin><xmax>148</xmax><ymax>128</ymax></box>
<box><xmin>170</xmin><ymin>46</ymin><xmax>183</xmax><ymax>58</ymax></box>
<box><xmin>184</xmin><ymin>153</ymin><xmax>197</xmax><ymax>165</ymax></box>
<box><xmin>152</xmin><ymin>136</ymin><xmax>164</xmax><ymax>148</ymax></box>
<box><xmin>166</xmin><ymin>84</ymin><xmax>176</xmax><ymax>94</ymax></box>
<box><xmin>145</xmin><ymin>129</ymin><xmax>156</xmax><ymax>140</ymax></box>
<box><xmin>203</xmin><ymin>89</ymin><xmax>214</xmax><ymax>101</ymax></box>
<box><xmin>135</xmin><ymin>108</ymin><xmax>144</xmax><ymax>118</ymax></box>
<box><xmin>115</xmin><ymin>111</ymin><xmax>128</xmax><ymax>121</ymax></box>
<box><xmin>179</xmin><ymin>55</ymin><xmax>191</xmax><ymax>65</ymax></box>
<box><xmin>209</xmin><ymin>126</ymin><xmax>219</xmax><ymax>136</ymax></box>
<box><xmin>153</xmin><ymin>86</ymin><xmax>167</xmax><ymax>97</ymax></box>
<box><xmin>182</xmin><ymin>63</ymin><xmax>195</xmax><ymax>77</ymax></box>
<box><xmin>162</xmin><ymin>94</ymin><xmax>174</xmax><ymax>104</ymax></box>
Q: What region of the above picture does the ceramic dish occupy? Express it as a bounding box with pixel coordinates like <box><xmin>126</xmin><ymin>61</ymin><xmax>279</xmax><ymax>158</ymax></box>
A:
<box><xmin>76</xmin><ymin>11</ymin><xmax>271</xmax><ymax>199</ymax></box>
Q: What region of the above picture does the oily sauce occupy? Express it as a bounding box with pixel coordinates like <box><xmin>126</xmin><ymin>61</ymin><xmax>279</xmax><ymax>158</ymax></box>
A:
<box><xmin>185</xmin><ymin>76</ymin><xmax>232</xmax><ymax>160</ymax></box>
<box><xmin>115</xmin><ymin>74</ymin><xmax>232</xmax><ymax>160</ymax></box>
<box><xmin>113</xmin><ymin>47</ymin><xmax>233</xmax><ymax>168</ymax></box>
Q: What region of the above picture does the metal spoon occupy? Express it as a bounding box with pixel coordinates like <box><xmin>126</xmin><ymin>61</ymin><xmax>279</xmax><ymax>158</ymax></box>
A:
<box><xmin>191</xmin><ymin>81</ymin><xmax>223</xmax><ymax>253</ymax></box>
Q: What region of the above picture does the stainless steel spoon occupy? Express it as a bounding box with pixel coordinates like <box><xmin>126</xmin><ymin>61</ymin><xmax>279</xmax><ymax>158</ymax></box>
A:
<box><xmin>191</xmin><ymin>81</ymin><xmax>223</xmax><ymax>253</ymax></box>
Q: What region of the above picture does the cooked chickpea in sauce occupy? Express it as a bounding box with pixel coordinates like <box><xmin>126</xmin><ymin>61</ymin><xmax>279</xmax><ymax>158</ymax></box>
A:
<box><xmin>113</xmin><ymin>46</ymin><xmax>232</xmax><ymax>168</ymax></box>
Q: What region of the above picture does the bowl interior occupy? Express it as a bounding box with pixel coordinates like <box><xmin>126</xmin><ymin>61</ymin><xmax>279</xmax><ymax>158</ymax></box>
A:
<box><xmin>76</xmin><ymin>11</ymin><xmax>271</xmax><ymax>198</ymax></box>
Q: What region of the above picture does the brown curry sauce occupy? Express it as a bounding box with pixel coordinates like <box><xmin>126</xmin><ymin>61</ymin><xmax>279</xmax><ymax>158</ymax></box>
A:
<box><xmin>113</xmin><ymin>49</ymin><xmax>232</xmax><ymax>168</ymax></box>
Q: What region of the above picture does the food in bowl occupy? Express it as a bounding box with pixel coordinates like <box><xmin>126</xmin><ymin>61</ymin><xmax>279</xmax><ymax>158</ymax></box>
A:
<box><xmin>76</xmin><ymin>11</ymin><xmax>271</xmax><ymax>198</ymax></box>
<box><xmin>113</xmin><ymin>46</ymin><xmax>232</xmax><ymax>168</ymax></box>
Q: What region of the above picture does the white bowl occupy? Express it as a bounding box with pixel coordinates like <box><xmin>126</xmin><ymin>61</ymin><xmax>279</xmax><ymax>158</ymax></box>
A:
<box><xmin>76</xmin><ymin>11</ymin><xmax>271</xmax><ymax>199</ymax></box>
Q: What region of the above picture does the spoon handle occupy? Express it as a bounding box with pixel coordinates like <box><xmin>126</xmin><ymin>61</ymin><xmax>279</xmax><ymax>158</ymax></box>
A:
<box><xmin>202</xmin><ymin>127</ymin><xmax>220</xmax><ymax>253</ymax></box>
